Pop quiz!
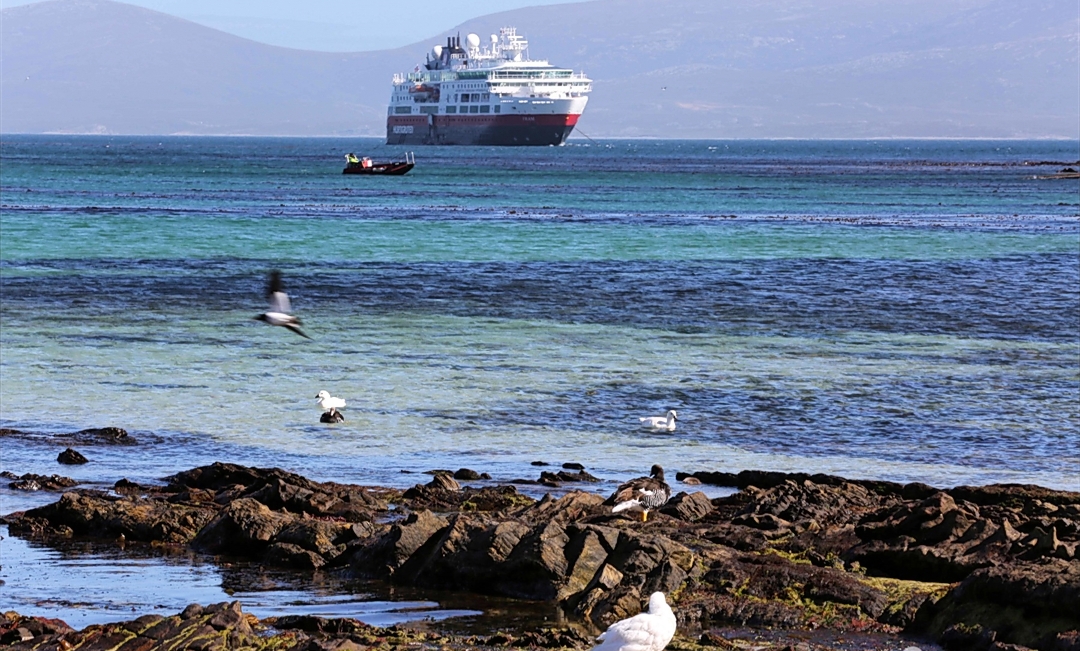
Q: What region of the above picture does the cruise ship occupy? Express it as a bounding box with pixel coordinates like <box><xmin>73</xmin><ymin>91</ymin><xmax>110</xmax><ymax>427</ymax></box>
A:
<box><xmin>386</xmin><ymin>28</ymin><xmax>591</xmax><ymax>146</ymax></box>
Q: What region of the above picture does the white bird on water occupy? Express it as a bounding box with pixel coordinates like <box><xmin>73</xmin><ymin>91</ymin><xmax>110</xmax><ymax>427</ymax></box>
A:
<box><xmin>640</xmin><ymin>410</ymin><xmax>677</xmax><ymax>432</ymax></box>
<box><xmin>591</xmin><ymin>591</ymin><xmax>677</xmax><ymax>651</ymax></box>
<box><xmin>254</xmin><ymin>270</ymin><xmax>311</xmax><ymax>340</ymax></box>
<box><xmin>316</xmin><ymin>390</ymin><xmax>346</xmax><ymax>417</ymax></box>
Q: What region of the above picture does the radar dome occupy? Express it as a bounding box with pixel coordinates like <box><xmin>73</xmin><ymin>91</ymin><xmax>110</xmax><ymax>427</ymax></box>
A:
<box><xmin>466</xmin><ymin>33</ymin><xmax>481</xmax><ymax>48</ymax></box>
<box><xmin>490</xmin><ymin>33</ymin><xmax>498</xmax><ymax>44</ymax></box>
<box><xmin>431</xmin><ymin>45</ymin><xmax>443</xmax><ymax>58</ymax></box>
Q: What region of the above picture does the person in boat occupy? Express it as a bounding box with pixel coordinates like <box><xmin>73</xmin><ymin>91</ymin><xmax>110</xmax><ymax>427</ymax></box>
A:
<box><xmin>361</xmin><ymin>157</ymin><xmax>373</xmax><ymax>169</ymax></box>
<box><xmin>346</xmin><ymin>153</ymin><xmax>360</xmax><ymax>164</ymax></box>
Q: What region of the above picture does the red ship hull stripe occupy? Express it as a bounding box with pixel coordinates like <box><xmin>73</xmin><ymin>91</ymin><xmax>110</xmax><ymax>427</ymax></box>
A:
<box><xmin>387</xmin><ymin>114</ymin><xmax>580</xmax><ymax>128</ymax></box>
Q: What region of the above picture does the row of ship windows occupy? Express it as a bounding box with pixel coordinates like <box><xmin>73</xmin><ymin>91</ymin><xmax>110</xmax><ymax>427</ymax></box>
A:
<box><xmin>393</xmin><ymin>105</ymin><xmax>501</xmax><ymax>115</ymax></box>
<box><xmin>390</xmin><ymin>93</ymin><xmax>491</xmax><ymax>103</ymax></box>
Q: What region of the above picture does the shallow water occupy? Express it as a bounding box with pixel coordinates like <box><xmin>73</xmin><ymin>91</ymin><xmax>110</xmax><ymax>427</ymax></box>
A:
<box><xmin>1</xmin><ymin>135</ymin><xmax>1078</xmax><ymax>628</ymax></box>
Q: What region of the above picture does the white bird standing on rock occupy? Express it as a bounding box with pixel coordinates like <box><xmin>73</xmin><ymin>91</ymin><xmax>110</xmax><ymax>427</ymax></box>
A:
<box><xmin>640</xmin><ymin>410</ymin><xmax>678</xmax><ymax>432</ymax></box>
<box><xmin>316</xmin><ymin>390</ymin><xmax>346</xmax><ymax>417</ymax></box>
<box><xmin>591</xmin><ymin>591</ymin><xmax>676</xmax><ymax>651</ymax></box>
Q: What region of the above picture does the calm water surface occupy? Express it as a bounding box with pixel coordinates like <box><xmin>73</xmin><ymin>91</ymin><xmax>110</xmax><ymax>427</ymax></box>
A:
<box><xmin>1</xmin><ymin>136</ymin><xmax>1078</xmax><ymax>627</ymax></box>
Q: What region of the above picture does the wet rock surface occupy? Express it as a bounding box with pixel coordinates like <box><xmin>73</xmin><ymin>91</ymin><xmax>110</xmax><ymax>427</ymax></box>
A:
<box><xmin>3</xmin><ymin>463</ymin><xmax>1078</xmax><ymax>651</ymax></box>
<box><xmin>2</xmin><ymin>426</ymin><xmax>136</xmax><ymax>446</ymax></box>
<box><xmin>0</xmin><ymin>602</ymin><xmax>926</xmax><ymax>651</ymax></box>
<box><xmin>2</xmin><ymin>471</ymin><xmax>79</xmax><ymax>491</ymax></box>
<box><xmin>57</xmin><ymin>447</ymin><xmax>89</xmax><ymax>464</ymax></box>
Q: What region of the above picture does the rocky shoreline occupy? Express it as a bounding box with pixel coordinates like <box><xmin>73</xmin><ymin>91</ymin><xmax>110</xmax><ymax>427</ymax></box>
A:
<box><xmin>2</xmin><ymin>455</ymin><xmax>1078</xmax><ymax>651</ymax></box>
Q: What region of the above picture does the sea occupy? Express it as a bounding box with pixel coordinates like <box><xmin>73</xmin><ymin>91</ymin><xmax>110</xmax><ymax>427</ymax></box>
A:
<box><xmin>1</xmin><ymin>135</ymin><xmax>1078</xmax><ymax>631</ymax></box>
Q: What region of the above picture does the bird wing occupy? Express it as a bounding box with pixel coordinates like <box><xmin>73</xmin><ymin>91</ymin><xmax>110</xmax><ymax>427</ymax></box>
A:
<box><xmin>267</xmin><ymin>270</ymin><xmax>285</xmax><ymax>298</ymax></box>
<box><xmin>269</xmin><ymin>291</ymin><xmax>292</xmax><ymax>314</ymax></box>
<box><xmin>284</xmin><ymin>322</ymin><xmax>312</xmax><ymax>340</ymax></box>
<box><xmin>611</xmin><ymin>478</ymin><xmax>644</xmax><ymax>505</ymax></box>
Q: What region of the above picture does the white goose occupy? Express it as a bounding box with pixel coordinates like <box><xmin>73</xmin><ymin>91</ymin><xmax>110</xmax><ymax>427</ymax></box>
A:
<box><xmin>639</xmin><ymin>410</ymin><xmax>678</xmax><ymax>432</ymax></box>
<box><xmin>591</xmin><ymin>591</ymin><xmax>677</xmax><ymax>651</ymax></box>
<box><xmin>316</xmin><ymin>390</ymin><xmax>346</xmax><ymax>417</ymax></box>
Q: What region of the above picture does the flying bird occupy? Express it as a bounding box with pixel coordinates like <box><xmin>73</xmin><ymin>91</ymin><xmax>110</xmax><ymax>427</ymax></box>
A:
<box><xmin>591</xmin><ymin>591</ymin><xmax>676</xmax><ymax>651</ymax></box>
<box><xmin>254</xmin><ymin>270</ymin><xmax>311</xmax><ymax>339</ymax></box>
<box><xmin>316</xmin><ymin>390</ymin><xmax>346</xmax><ymax>418</ymax></box>
<box><xmin>640</xmin><ymin>410</ymin><xmax>678</xmax><ymax>432</ymax></box>
<box><xmin>610</xmin><ymin>465</ymin><xmax>671</xmax><ymax>522</ymax></box>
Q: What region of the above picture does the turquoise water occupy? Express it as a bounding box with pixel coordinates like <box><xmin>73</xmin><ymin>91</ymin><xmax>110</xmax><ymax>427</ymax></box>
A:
<box><xmin>1</xmin><ymin>135</ymin><xmax>1078</xmax><ymax>628</ymax></box>
<box><xmin>2</xmin><ymin>136</ymin><xmax>1078</xmax><ymax>494</ymax></box>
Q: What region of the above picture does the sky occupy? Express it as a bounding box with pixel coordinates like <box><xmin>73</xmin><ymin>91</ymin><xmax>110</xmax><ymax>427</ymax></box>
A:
<box><xmin>0</xmin><ymin>0</ymin><xmax>575</xmax><ymax>51</ymax></box>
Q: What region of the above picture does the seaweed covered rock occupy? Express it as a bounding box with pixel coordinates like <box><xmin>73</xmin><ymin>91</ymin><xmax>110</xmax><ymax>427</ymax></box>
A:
<box><xmin>2</xmin><ymin>602</ymin><xmax>256</xmax><ymax>651</ymax></box>
<box><xmin>4</xmin><ymin>464</ymin><xmax>1078</xmax><ymax>647</ymax></box>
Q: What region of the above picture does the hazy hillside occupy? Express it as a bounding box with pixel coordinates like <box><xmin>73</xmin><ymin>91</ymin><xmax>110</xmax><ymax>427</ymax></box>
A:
<box><xmin>2</xmin><ymin>0</ymin><xmax>1077</xmax><ymax>137</ymax></box>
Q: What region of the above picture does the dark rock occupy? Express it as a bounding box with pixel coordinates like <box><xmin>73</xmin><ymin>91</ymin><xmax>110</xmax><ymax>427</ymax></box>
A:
<box><xmin>683</xmin><ymin>470</ymin><xmax>915</xmax><ymax>498</ymax></box>
<box><xmin>114</xmin><ymin>478</ymin><xmax>148</xmax><ymax>494</ymax></box>
<box><xmin>5</xmin><ymin>462</ymin><xmax>1078</xmax><ymax>642</ymax></box>
<box><xmin>192</xmin><ymin>498</ymin><xmax>295</xmax><ymax>554</ymax></box>
<box><xmin>844</xmin><ymin>484</ymin><xmax>1078</xmax><ymax>583</ymax></box>
<box><xmin>266</xmin><ymin>615</ymin><xmax>371</xmax><ymax>635</ymax></box>
<box><xmin>429</xmin><ymin>472</ymin><xmax>461</xmax><ymax>491</ymax></box>
<box><xmin>657</xmin><ymin>491</ymin><xmax>713</xmax><ymax>521</ymax></box>
<box><xmin>941</xmin><ymin>623</ymin><xmax>996</xmax><ymax>651</ymax></box>
<box><xmin>0</xmin><ymin>612</ymin><xmax>75</xmax><ymax>645</ymax></box>
<box><xmin>562</xmin><ymin>462</ymin><xmax>585</xmax><ymax>471</ymax></box>
<box><xmin>679</xmin><ymin>470</ymin><xmax>740</xmax><ymax>486</ymax></box>
<box><xmin>167</xmin><ymin>462</ymin><xmax>387</xmax><ymax>521</ymax></box>
<box><xmin>453</xmin><ymin>468</ymin><xmax>482</xmax><ymax>480</ymax></box>
<box><xmin>348</xmin><ymin>509</ymin><xmax>449</xmax><ymax>579</ymax></box>
<box><xmin>1050</xmin><ymin>630</ymin><xmax>1080</xmax><ymax>651</ymax></box>
<box><xmin>276</xmin><ymin>518</ymin><xmax>353</xmax><ymax>556</ymax></box>
<box><xmin>540</xmin><ymin>469</ymin><xmax>600</xmax><ymax>483</ymax></box>
<box><xmin>460</xmin><ymin>485</ymin><xmax>535</xmax><ymax>512</ymax></box>
<box><xmin>57</xmin><ymin>447</ymin><xmax>88</xmax><ymax>465</ymax></box>
<box><xmin>531</xmin><ymin>461</ymin><xmax>550</xmax><ymax>466</ymax></box>
<box><xmin>7</xmin><ymin>473</ymin><xmax>78</xmax><ymax>491</ymax></box>
<box><xmin>700</xmin><ymin>523</ymin><xmax>769</xmax><ymax>552</ymax></box>
<box><xmin>70</xmin><ymin>427</ymin><xmax>133</xmax><ymax>445</ymax></box>
<box><xmin>911</xmin><ymin>560</ymin><xmax>1080</xmax><ymax>650</ymax></box>
<box><xmin>265</xmin><ymin>542</ymin><xmax>327</xmax><ymax>569</ymax></box>
<box><xmin>740</xmin><ymin>479</ymin><xmax>894</xmax><ymax>529</ymax></box>
<box><xmin>402</xmin><ymin>473</ymin><xmax>464</xmax><ymax>509</ymax></box>
<box><xmin>697</xmin><ymin>550</ymin><xmax>888</xmax><ymax>627</ymax></box>
<box><xmin>732</xmin><ymin>512</ymin><xmax>793</xmax><ymax>531</ymax></box>
<box><xmin>8</xmin><ymin>490</ymin><xmax>216</xmax><ymax>543</ymax></box>
<box><xmin>527</xmin><ymin>491</ymin><xmax>606</xmax><ymax>524</ymax></box>
<box><xmin>0</xmin><ymin>603</ymin><xmax>268</xmax><ymax>651</ymax></box>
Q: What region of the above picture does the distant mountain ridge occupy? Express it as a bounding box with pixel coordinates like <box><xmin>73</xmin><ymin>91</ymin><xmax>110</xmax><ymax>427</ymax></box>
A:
<box><xmin>2</xmin><ymin>0</ymin><xmax>1077</xmax><ymax>137</ymax></box>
